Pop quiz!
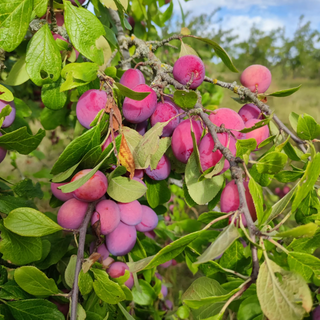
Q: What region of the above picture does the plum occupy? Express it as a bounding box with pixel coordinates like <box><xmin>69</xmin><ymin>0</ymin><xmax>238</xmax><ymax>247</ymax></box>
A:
<box><xmin>118</xmin><ymin>200</ymin><xmax>142</xmax><ymax>226</ymax></box>
<box><xmin>70</xmin><ymin>0</ymin><xmax>86</xmax><ymax>5</ymax></box>
<box><xmin>106</xmin><ymin>222</ymin><xmax>137</xmax><ymax>256</ymax></box>
<box><xmin>238</xmin><ymin>103</ymin><xmax>264</xmax><ymax>123</ymax></box>
<box><xmin>0</xmin><ymin>133</ymin><xmax>7</xmax><ymax>163</ymax></box>
<box><xmin>313</xmin><ymin>306</ymin><xmax>320</xmax><ymax>320</ymax></box>
<box><xmin>150</xmin><ymin>102</ymin><xmax>179</xmax><ymax>137</ymax></box>
<box><xmin>101</xmin><ymin>132</ymin><xmax>119</xmax><ymax>151</ymax></box>
<box><xmin>209</xmin><ymin>108</ymin><xmax>246</xmax><ymax>139</ymax></box>
<box><xmin>145</xmin><ymin>154</ymin><xmax>171</xmax><ymax>181</ymax></box>
<box><xmin>163</xmin><ymin>95</ymin><xmax>185</xmax><ymax>120</ymax></box>
<box><xmin>57</xmin><ymin>198</ymin><xmax>88</xmax><ymax>229</ymax></box>
<box><xmin>0</xmin><ymin>100</ymin><xmax>16</xmax><ymax>128</ymax></box>
<box><xmin>91</xmin><ymin>200</ymin><xmax>120</xmax><ymax>235</ymax></box>
<box><xmin>144</xmin><ymin>230</ymin><xmax>156</xmax><ymax>239</ymax></box>
<box><xmin>160</xmin><ymin>260</ymin><xmax>172</xmax><ymax>268</ymax></box>
<box><xmin>119</xmin><ymin>69</ymin><xmax>145</xmax><ymax>90</ymax></box>
<box><xmin>122</xmin><ymin>84</ymin><xmax>157</xmax><ymax>123</ymax></box>
<box><xmin>136</xmin><ymin>120</ymin><xmax>148</xmax><ymax>135</ymax></box>
<box><xmin>134</xmin><ymin>169</ymin><xmax>144</xmax><ymax>179</ymax></box>
<box><xmin>171</xmin><ymin>119</ymin><xmax>202</xmax><ymax>163</ymax></box>
<box><xmin>161</xmin><ymin>284</ymin><xmax>168</xmax><ymax>298</ymax></box>
<box><xmin>245</xmin><ymin>119</ymin><xmax>270</xmax><ymax>150</ymax></box>
<box><xmin>71</xmin><ymin>169</ymin><xmax>108</xmax><ymax>202</ymax></box>
<box><xmin>51</xmin><ymin>182</ymin><xmax>74</xmax><ymax>202</ymax></box>
<box><xmin>135</xmin><ymin>205</ymin><xmax>158</xmax><ymax>232</ymax></box>
<box><xmin>107</xmin><ymin>261</ymin><xmax>134</xmax><ymax>289</ymax></box>
<box><xmin>240</xmin><ymin>64</ymin><xmax>272</xmax><ymax>93</ymax></box>
<box><xmin>173</xmin><ymin>55</ymin><xmax>205</xmax><ymax>89</ymax></box>
<box><xmin>76</xmin><ymin>89</ymin><xmax>108</xmax><ymax>129</ymax></box>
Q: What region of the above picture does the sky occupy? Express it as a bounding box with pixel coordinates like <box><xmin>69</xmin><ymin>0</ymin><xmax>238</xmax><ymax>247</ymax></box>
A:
<box><xmin>172</xmin><ymin>0</ymin><xmax>320</xmax><ymax>42</ymax></box>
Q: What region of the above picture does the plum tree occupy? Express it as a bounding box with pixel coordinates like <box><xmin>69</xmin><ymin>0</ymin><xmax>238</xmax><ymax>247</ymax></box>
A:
<box><xmin>199</xmin><ymin>133</ymin><xmax>236</xmax><ymax>173</ymax></box>
<box><xmin>76</xmin><ymin>89</ymin><xmax>108</xmax><ymax>129</ymax></box>
<box><xmin>238</xmin><ymin>103</ymin><xmax>264</xmax><ymax>123</ymax></box>
<box><xmin>91</xmin><ymin>200</ymin><xmax>120</xmax><ymax>234</ymax></box>
<box><xmin>0</xmin><ymin>133</ymin><xmax>7</xmax><ymax>163</ymax></box>
<box><xmin>106</xmin><ymin>222</ymin><xmax>137</xmax><ymax>256</ymax></box>
<box><xmin>51</xmin><ymin>182</ymin><xmax>74</xmax><ymax>202</ymax></box>
<box><xmin>118</xmin><ymin>200</ymin><xmax>142</xmax><ymax>226</ymax></box>
<box><xmin>135</xmin><ymin>205</ymin><xmax>159</xmax><ymax>232</ymax></box>
<box><xmin>172</xmin><ymin>55</ymin><xmax>205</xmax><ymax>89</ymax></box>
<box><xmin>107</xmin><ymin>261</ymin><xmax>134</xmax><ymax>289</ymax></box>
<box><xmin>145</xmin><ymin>154</ymin><xmax>171</xmax><ymax>180</ymax></box>
<box><xmin>245</xmin><ymin>119</ymin><xmax>270</xmax><ymax>149</ymax></box>
<box><xmin>0</xmin><ymin>100</ymin><xmax>16</xmax><ymax>128</ymax></box>
<box><xmin>119</xmin><ymin>69</ymin><xmax>145</xmax><ymax>89</ymax></box>
<box><xmin>150</xmin><ymin>102</ymin><xmax>180</xmax><ymax>137</ymax></box>
<box><xmin>122</xmin><ymin>84</ymin><xmax>157</xmax><ymax>123</ymax></box>
<box><xmin>171</xmin><ymin>119</ymin><xmax>202</xmax><ymax>163</ymax></box>
<box><xmin>240</xmin><ymin>64</ymin><xmax>272</xmax><ymax>93</ymax></box>
<box><xmin>57</xmin><ymin>198</ymin><xmax>88</xmax><ymax>229</ymax></box>
<box><xmin>220</xmin><ymin>180</ymin><xmax>257</xmax><ymax>222</ymax></box>
<box><xmin>209</xmin><ymin>108</ymin><xmax>246</xmax><ymax>139</ymax></box>
<box><xmin>71</xmin><ymin>169</ymin><xmax>108</xmax><ymax>202</ymax></box>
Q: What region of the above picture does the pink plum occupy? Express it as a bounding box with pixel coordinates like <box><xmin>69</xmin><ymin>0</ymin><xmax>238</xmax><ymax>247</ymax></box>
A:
<box><xmin>145</xmin><ymin>154</ymin><xmax>171</xmax><ymax>181</ymax></box>
<box><xmin>144</xmin><ymin>230</ymin><xmax>156</xmax><ymax>239</ymax></box>
<box><xmin>136</xmin><ymin>120</ymin><xmax>148</xmax><ymax>135</ymax></box>
<box><xmin>173</xmin><ymin>55</ymin><xmax>205</xmax><ymax>89</ymax></box>
<box><xmin>0</xmin><ymin>133</ymin><xmax>7</xmax><ymax>163</ymax></box>
<box><xmin>118</xmin><ymin>200</ymin><xmax>143</xmax><ymax>226</ymax></box>
<box><xmin>51</xmin><ymin>182</ymin><xmax>74</xmax><ymax>202</ymax></box>
<box><xmin>161</xmin><ymin>284</ymin><xmax>168</xmax><ymax>298</ymax></box>
<box><xmin>119</xmin><ymin>69</ymin><xmax>145</xmax><ymax>90</ymax></box>
<box><xmin>238</xmin><ymin>103</ymin><xmax>264</xmax><ymax>123</ymax></box>
<box><xmin>134</xmin><ymin>169</ymin><xmax>144</xmax><ymax>179</ymax></box>
<box><xmin>245</xmin><ymin>119</ymin><xmax>270</xmax><ymax>150</ymax></box>
<box><xmin>160</xmin><ymin>260</ymin><xmax>172</xmax><ymax>268</ymax></box>
<box><xmin>107</xmin><ymin>261</ymin><xmax>134</xmax><ymax>289</ymax></box>
<box><xmin>240</xmin><ymin>64</ymin><xmax>272</xmax><ymax>93</ymax></box>
<box><xmin>135</xmin><ymin>205</ymin><xmax>158</xmax><ymax>232</ymax></box>
<box><xmin>101</xmin><ymin>132</ymin><xmax>119</xmax><ymax>151</ymax></box>
<box><xmin>0</xmin><ymin>100</ymin><xmax>16</xmax><ymax>128</ymax></box>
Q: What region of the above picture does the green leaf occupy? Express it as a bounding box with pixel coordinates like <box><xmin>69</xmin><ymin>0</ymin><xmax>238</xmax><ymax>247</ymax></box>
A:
<box><xmin>4</xmin><ymin>207</ymin><xmax>62</xmax><ymax>237</ymax></box>
<box><xmin>117</xmin><ymin>303</ymin><xmax>135</xmax><ymax>320</ymax></box>
<box><xmin>256</xmin><ymin>259</ymin><xmax>312</xmax><ymax>320</ymax></box>
<box><xmin>0</xmin><ymin>223</ymin><xmax>42</xmax><ymax>265</ymax></box>
<box><xmin>276</xmin><ymin>223</ymin><xmax>318</xmax><ymax>238</ymax></box>
<box><xmin>0</xmin><ymin>127</ymin><xmax>45</xmax><ymax>155</ymax></box>
<box><xmin>289</xmin><ymin>112</ymin><xmax>299</xmax><ymax>132</ymax></box>
<box><xmin>14</xmin><ymin>266</ymin><xmax>59</xmax><ymax>296</ymax></box>
<box><xmin>182</xmin><ymin>277</ymin><xmax>240</xmax><ymax>308</ymax></box>
<box><xmin>0</xmin><ymin>104</ymin><xmax>12</xmax><ymax>128</ymax></box>
<box><xmin>14</xmin><ymin>97</ymin><xmax>32</xmax><ymax>118</ymax></box>
<box><xmin>198</xmin><ymin>211</ymin><xmax>228</xmax><ymax>228</ymax></box>
<box><xmin>256</xmin><ymin>152</ymin><xmax>288</xmax><ymax>174</ymax></box>
<box><xmin>107</xmin><ymin>176</ymin><xmax>147</xmax><ymax>203</ymax></box>
<box><xmin>0</xmin><ymin>280</ymin><xmax>32</xmax><ymax>300</ymax></box>
<box><xmin>194</xmin><ymin>224</ymin><xmax>240</xmax><ymax>264</ymax></box>
<box><xmin>185</xmin><ymin>153</ymin><xmax>224</xmax><ymax>205</ymax></box>
<box><xmin>240</xmin><ymin>118</ymin><xmax>271</xmax><ymax>133</ymax></box>
<box><xmin>288</xmin><ymin>230</ymin><xmax>320</xmax><ymax>254</ymax></box>
<box><xmin>40</xmin><ymin>107</ymin><xmax>69</xmax><ymax>130</ymax></box>
<box><xmin>295</xmin><ymin>190</ymin><xmax>320</xmax><ymax>224</ymax></box>
<box><xmin>150</xmin><ymin>137</ymin><xmax>171</xmax><ymax>170</ymax></box>
<box><xmin>258</xmin><ymin>135</ymin><xmax>276</xmax><ymax>148</ymax></box>
<box><xmin>12</xmin><ymin>178</ymin><xmax>43</xmax><ymax>199</ymax></box>
<box><xmin>292</xmin><ymin>153</ymin><xmax>320</xmax><ymax>212</ymax></box>
<box><xmin>173</xmin><ymin>90</ymin><xmax>198</xmax><ymax>110</ymax></box>
<box><xmin>288</xmin><ymin>252</ymin><xmax>320</xmax><ymax>281</ymax></box>
<box><xmin>26</xmin><ymin>24</ymin><xmax>61</xmax><ymax>86</ymax></box>
<box><xmin>236</xmin><ymin>138</ymin><xmax>257</xmax><ymax>159</ymax></box>
<box><xmin>33</xmin><ymin>0</ymin><xmax>49</xmax><ymax>18</ymax></box>
<box><xmin>6</xmin><ymin>299</ymin><xmax>65</xmax><ymax>320</ymax></box>
<box><xmin>194</xmin><ymin>36</ymin><xmax>238</xmax><ymax>72</ymax></box>
<box><xmin>296</xmin><ymin>113</ymin><xmax>320</xmax><ymax>140</ymax></box>
<box><xmin>275</xmin><ymin>171</ymin><xmax>304</xmax><ymax>183</ymax></box>
<box><xmin>283</xmin><ymin>142</ymin><xmax>301</xmax><ymax>161</ymax></box>
<box><xmin>132</xmin><ymin>279</ymin><xmax>157</xmax><ymax>306</ymax></box>
<box><xmin>51</xmin><ymin>126</ymin><xmax>100</xmax><ymax>175</ymax></box>
<box><xmin>65</xmin><ymin>255</ymin><xmax>77</xmax><ymax>288</ymax></box>
<box><xmin>64</xmin><ymin>1</ymin><xmax>106</xmax><ymax>65</ymax></box>
<box><xmin>91</xmin><ymin>268</ymin><xmax>126</xmax><ymax>304</ymax></box>
<box><xmin>4</xmin><ymin>55</ymin><xmax>30</xmax><ymax>86</ymax></box>
<box><xmin>237</xmin><ymin>296</ymin><xmax>262</xmax><ymax>320</ymax></box>
<box><xmin>145</xmin><ymin>176</ymin><xmax>171</xmax><ymax>208</ymax></box>
<box><xmin>41</xmin><ymin>77</ymin><xmax>68</xmax><ymax>110</ymax></box>
<box><xmin>179</xmin><ymin>40</ymin><xmax>198</xmax><ymax>58</ymax></box>
<box><xmin>0</xmin><ymin>0</ymin><xmax>33</xmax><ymax>52</ymax></box>
<box><xmin>250</xmin><ymin>164</ymin><xmax>273</xmax><ymax>187</ymax></box>
<box><xmin>248</xmin><ymin>179</ymin><xmax>264</xmax><ymax>223</ymax></box>
<box><xmin>0</xmin><ymin>85</ymin><xmax>13</xmax><ymax>102</ymax></box>
<box><xmin>128</xmin><ymin>231</ymin><xmax>202</xmax><ymax>272</ymax></box>
<box><xmin>267</xmin><ymin>85</ymin><xmax>302</xmax><ymax>97</ymax></box>
<box><xmin>79</xmin><ymin>270</ymin><xmax>93</xmax><ymax>296</ymax></box>
<box><xmin>114</xmin><ymin>83</ymin><xmax>151</xmax><ymax>100</ymax></box>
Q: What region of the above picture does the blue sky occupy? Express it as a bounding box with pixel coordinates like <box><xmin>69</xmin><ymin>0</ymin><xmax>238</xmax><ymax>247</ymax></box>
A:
<box><xmin>172</xmin><ymin>0</ymin><xmax>320</xmax><ymax>42</ymax></box>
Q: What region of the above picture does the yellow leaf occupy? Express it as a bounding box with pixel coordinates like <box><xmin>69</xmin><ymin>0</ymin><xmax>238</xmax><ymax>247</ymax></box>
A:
<box><xmin>119</xmin><ymin>135</ymin><xmax>135</xmax><ymax>179</ymax></box>
<box><xmin>100</xmin><ymin>0</ymin><xmax>117</xmax><ymax>10</ymax></box>
<box><xmin>181</xmin><ymin>27</ymin><xmax>191</xmax><ymax>35</ymax></box>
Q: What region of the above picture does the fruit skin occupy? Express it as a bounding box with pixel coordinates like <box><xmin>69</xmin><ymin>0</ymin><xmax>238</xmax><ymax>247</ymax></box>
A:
<box><xmin>220</xmin><ymin>180</ymin><xmax>256</xmax><ymax>222</ymax></box>
<box><xmin>71</xmin><ymin>169</ymin><xmax>108</xmax><ymax>202</ymax></box>
<box><xmin>134</xmin><ymin>169</ymin><xmax>144</xmax><ymax>179</ymax></box>
<box><xmin>70</xmin><ymin>0</ymin><xmax>86</xmax><ymax>5</ymax></box>
<box><xmin>209</xmin><ymin>108</ymin><xmax>246</xmax><ymax>139</ymax></box>
<box><xmin>118</xmin><ymin>200</ymin><xmax>143</xmax><ymax>226</ymax></box>
<box><xmin>0</xmin><ymin>100</ymin><xmax>16</xmax><ymax>128</ymax></box>
<box><xmin>101</xmin><ymin>132</ymin><xmax>119</xmax><ymax>151</ymax></box>
<box><xmin>172</xmin><ymin>55</ymin><xmax>205</xmax><ymax>89</ymax></box>
<box><xmin>135</xmin><ymin>205</ymin><xmax>158</xmax><ymax>232</ymax></box>
<box><xmin>150</xmin><ymin>102</ymin><xmax>180</xmax><ymax>137</ymax></box>
<box><xmin>160</xmin><ymin>260</ymin><xmax>172</xmax><ymax>268</ymax></box>
<box><xmin>313</xmin><ymin>305</ymin><xmax>320</xmax><ymax>320</ymax></box>
<box><xmin>171</xmin><ymin>119</ymin><xmax>202</xmax><ymax>164</ymax></box>
<box><xmin>122</xmin><ymin>84</ymin><xmax>157</xmax><ymax>123</ymax></box>
<box><xmin>136</xmin><ymin>120</ymin><xmax>148</xmax><ymax>135</ymax></box>
<box><xmin>90</xmin><ymin>243</ymin><xmax>110</xmax><ymax>262</ymax></box>
<box><xmin>57</xmin><ymin>198</ymin><xmax>88</xmax><ymax>229</ymax></box>
<box><xmin>161</xmin><ymin>284</ymin><xmax>168</xmax><ymax>298</ymax></box>
<box><xmin>107</xmin><ymin>261</ymin><xmax>134</xmax><ymax>289</ymax></box>
<box><xmin>91</xmin><ymin>200</ymin><xmax>121</xmax><ymax>235</ymax></box>
<box><xmin>199</xmin><ymin>133</ymin><xmax>236</xmax><ymax>174</ymax></box>
<box><xmin>76</xmin><ymin>89</ymin><xmax>108</xmax><ymax>129</ymax></box>
<box><xmin>119</xmin><ymin>69</ymin><xmax>145</xmax><ymax>90</ymax></box>
<box><xmin>245</xmin><ymin>118</ymin><xmax>270</xmax><ymax>150</ymax></box>
<box><xmin>0</xmin><ymin>133</ymin><xmax>7</xmax><ymax>163</ymax></box>
<box><xmin>106</xmin><ymin>222</ymin><xmax>137</xmax><ymax>256</ymax></box>
<box><xmin>145</xmin><ymin>154</ymin><xmax>171</xmax><ymax>181</ymax></box>
<box><xmin>51</xmin><ymin>182</ymin><xmax>74</xmax><ymax>202</ymax></box>
<box><xmin>238</xmin><ymin>103</ymin><xmax>264</xmax><ymax>123</ymax></box>
<box><xmin>144</xmin><ymin>230</ymin><xmax>156</xmax><ymax>239</ymax></box>
<box><xmin>163</xmin><ymin>95</ymin><xmax>185</xmax><ymax>120</ymax></box>
<box><xmin>240</xmin><ymin>64</ymin><xmax>272</xmax><ymax>93</ymax></box>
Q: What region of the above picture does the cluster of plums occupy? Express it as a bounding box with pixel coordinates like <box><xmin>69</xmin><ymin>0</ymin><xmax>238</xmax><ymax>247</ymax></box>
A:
<box><xmin>0</xmin><ymin>98</ymin><xmax>16</xmax><ymax>163</ymax></box>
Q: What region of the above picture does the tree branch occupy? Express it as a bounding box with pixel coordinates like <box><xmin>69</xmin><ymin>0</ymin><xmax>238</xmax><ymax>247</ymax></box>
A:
<box><xmin>70</xmin><ymin>201</ymin><xmax>96</xmax><ymax>320</ymax></box>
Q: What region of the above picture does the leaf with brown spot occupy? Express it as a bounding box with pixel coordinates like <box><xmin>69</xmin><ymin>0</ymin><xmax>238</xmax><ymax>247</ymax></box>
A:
<box><xmin>105</xmin><ymin>99</ymin><xmax>122</xmax><ymax>131</ymax></box>
<box><xmin>82</xmin><ymin>253</ymin><xmax>101</xmax><ymax>273</ymax></box>
<box><xmin>119</xmin><ymin>134</ymin><xmax>135</xmax><ymax>179</ymax></box>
